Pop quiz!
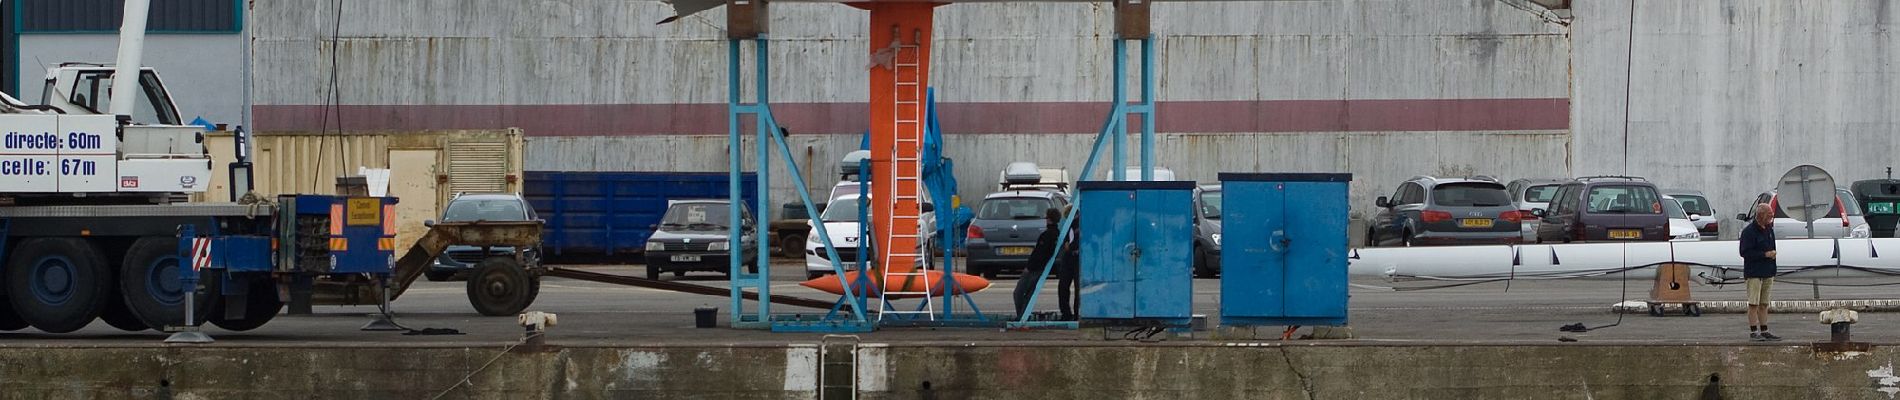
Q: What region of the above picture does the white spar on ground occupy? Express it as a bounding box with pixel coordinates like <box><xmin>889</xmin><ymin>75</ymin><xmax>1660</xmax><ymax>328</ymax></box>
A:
<box><xmin>1348</xmin><ymin>239</ymin><xmax>1900</xmax><ymax>282</ymax></box>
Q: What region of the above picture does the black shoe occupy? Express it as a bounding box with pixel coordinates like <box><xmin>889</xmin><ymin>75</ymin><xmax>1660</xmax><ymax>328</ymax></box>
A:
<box><xmin>1749</xmin><ymin>332</ymin><xmax>1763</xmax><ymax>342</ymax></box>
<box><xmin>1560</xmin><ymin>323</ymin><xmax>1587</xmax><ymax>332</ymax></box>
<box><xmin>1759</xmin><ymin>331</ymin><xmax>1782</xmax><ymax>342</ymax></box>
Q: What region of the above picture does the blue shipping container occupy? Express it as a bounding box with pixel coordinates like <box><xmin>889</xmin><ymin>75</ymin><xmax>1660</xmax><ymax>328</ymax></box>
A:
<box><xmin>525</xmin><ymin>171</ymin><xmax>759</xmax><ymax>262</ymax></box>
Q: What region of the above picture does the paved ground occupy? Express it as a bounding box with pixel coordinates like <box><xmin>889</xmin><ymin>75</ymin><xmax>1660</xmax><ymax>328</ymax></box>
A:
<box><xmin>7</xmin><ymin>259</ymin><xmax>1898</xmax><ymax>346</ymax></box>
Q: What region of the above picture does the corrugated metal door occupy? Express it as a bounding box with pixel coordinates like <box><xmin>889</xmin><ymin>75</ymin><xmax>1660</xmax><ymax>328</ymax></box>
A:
<box><xmin>446</xmin><ymin>140</ymin><xmax>510</xmax><ymax>194</ymax></box>
<box><xmin>1223</xmin><ymin>180</ymin><xmax>1286</xmax><ymax>318</ymax></box>
<box><xmin>1132</xmin><ymin>185</ymin><xmax>1193</xmax><ymax>319</ymax></box>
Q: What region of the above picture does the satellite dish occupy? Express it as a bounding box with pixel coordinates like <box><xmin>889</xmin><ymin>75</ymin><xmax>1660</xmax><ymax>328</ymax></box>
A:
<box><xmin>1775</xmin><ymin>164</ymin><xmax>1836</xmax><ymax>224</ymax></box>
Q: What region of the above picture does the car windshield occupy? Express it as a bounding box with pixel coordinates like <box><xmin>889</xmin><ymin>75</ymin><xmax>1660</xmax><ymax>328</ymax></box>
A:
<box><xmin>442</xmin><ymin>199</ymin><xmax>527</xmax><ymax>222</ymax></box>
<box><xmin>1523</xmin><ymin>185</ymin><xmax>1561</xmax><ymax>203</ymax></box>
<box><xmin>1663</xmin><ymin>198</ymin><xmax>1688</xmax><ymax>219</ymax></box>
<box><xmin>1673</xmin><ymin>195</ymin><xmax>1713</xmax><ymax>216</ymax></box>
<box><xmin>978</xmin><ymin>197</ymin><xmax>1053</xmax><ymax>220</ymax></box>
<box><xmin>661</xmin><ymin>203</ymin><xmax>740</xmax><ymax>228</ymax></box>
<box><xmin>820</xmin><ymin>198</ymin><xmax>862</xmax><ymax>222</ymax></box>
<box><xmin>1200</xmin><ymin>191</ymin><xmax>1223</xmax><ymax>219</ymax></box>
<box><xmin>1431</xmin><ymin>183</ymin><xmax>1511</xmax><ymax>207</ymax></box>
<box><xmin>1586</xmin><ymin>185</ymin><xmax>1662</xmax><ymax>214</ymax></box>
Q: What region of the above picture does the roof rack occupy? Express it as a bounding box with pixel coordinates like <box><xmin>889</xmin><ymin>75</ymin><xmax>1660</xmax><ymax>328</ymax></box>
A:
<box><xmin>1576</xmin><ymin>175</ymin><xmax>1647</xmax><ymax>182</ymax></box>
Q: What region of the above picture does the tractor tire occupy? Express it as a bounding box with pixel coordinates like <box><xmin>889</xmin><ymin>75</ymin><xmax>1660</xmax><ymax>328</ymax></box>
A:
<box><xmin>6</xmin><ymin>238</ymin><xmax>112</xmax><ymax>333</ymax></box>
<box><xmin>467</xmin><ymin>257</ymin><xmax>539</xmax><ymax>317</ymax></box>
<box><xmin>209</xmin><ymin>276</ymin><xmax>283</xmax><ymax>331</ymax></box>
<box><xmin>120</xmin><ymin>237</ymin><xmax>214</xmax><ymax>330</ymax></box>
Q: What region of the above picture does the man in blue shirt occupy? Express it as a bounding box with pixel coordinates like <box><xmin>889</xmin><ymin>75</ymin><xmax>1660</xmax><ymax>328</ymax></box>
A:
<box><xmin>1738</xmin><ymin>204</ymin><xmax>1780</xmax><ymax>342</ymax></box>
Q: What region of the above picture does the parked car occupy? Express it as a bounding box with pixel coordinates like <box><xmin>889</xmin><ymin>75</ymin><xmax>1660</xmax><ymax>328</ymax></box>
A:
<box><xmin>1506</xmin><ymin>178</ymin><xmax>1569</xmax><ymax>242</ymax></box>
<box><xmin>642</xmin><ymin>199</ymin><xmax>760</xmax><ymax>280</ymax></box>
<box><xmin>1193</xmin><ymin>185</ymin><xmax>1222</xmax><ymax>278</ymax></box>
<box><xmin>1661</xmin><ymin>188</ymin><xmax>1718</xmax><ymax>240</ymax></box>
<box><xmin>1662</xmin><ymin>195</ymin><xmax>1700</xmax><ymax>242</ymax></box>
<box><xmin>964</xmin><ymin>190</ymin><xmax>1071</xmax><ymax>279</ymax></box>
<box><xmin>804</xmin><ymin>193</ymin><xmax>937</xmax><ymax>279</ymax></box>
<box><xmin>1741</xmin><ymin>188</ymin><xmax>1870</xmax><ymax>239</ymax></box>
<box><xmin>1531</xmin><ymin>176</ymin><xmax>1669</xmax><ymax>243</ymax></box>
<box><xmin>428</xmin><ymin>193</ymin><xmax>542</xmax><ymax>282</ymax></box>
<box><xmin>770</xmin><ymin>202</ymin><xmax>822</xmax><ymax>258</ymax></box>
<box><xmin>1368</xmin><ymin>176</ymin><xmax>1524</xmax><ymax>246</ymax></box>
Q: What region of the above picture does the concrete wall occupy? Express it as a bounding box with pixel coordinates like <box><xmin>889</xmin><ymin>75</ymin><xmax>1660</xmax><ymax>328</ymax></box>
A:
<box><xmin>3</xmin><ymin>344</ymin><xmax>1898</xmax><ymax>399</ymax></box>
<box><xmin>250</xmin><ymin>0</ymin><xmax>1573</xmax><ymax>217</ymax></box>
<box><xmin>1573</xmin><ymin>0</ymin><xmax>1900</xmax><ymax>237</ymax></box>
<box><xmin>16</xmin><ymin>34</ymin><xmax>245</xmax><ymax>125</ymax></box>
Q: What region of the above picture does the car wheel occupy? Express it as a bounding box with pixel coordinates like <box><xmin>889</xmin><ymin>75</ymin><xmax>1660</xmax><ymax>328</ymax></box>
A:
<box><xmin>646</xmin><ymin>265</ymin><xmax>661</xmax><ymax>280</ymax></box>
<box><xmin>1365</xmin><ymin>229</ymin><xmax>1378</xmax><ymax>248</ymax></box>
<box><xmin>780</xmin><ymin>234</ymin><xmax>806</xmax><ymax>258</ymax></box>
<box><xmin>1401</xmin><ymin>231</ymin><xmax>1415</xmax><ymax>247</ymax></box>
<box><xmin>424</xmin><ymin>270</ymin><xmax>455</xmax><ymax>282</ymax></box>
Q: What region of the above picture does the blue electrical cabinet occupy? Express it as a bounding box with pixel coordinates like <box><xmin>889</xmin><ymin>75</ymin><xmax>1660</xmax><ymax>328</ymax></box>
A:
<box><xmin>1218</xmin><ymin>173</ymin><xmax>1351</xmax><ymax>327</ymax></box>
<box><xmin>1077</xmin><ymin>180</ymin><xmax>1196</xmax><ymax>324</ymax></box>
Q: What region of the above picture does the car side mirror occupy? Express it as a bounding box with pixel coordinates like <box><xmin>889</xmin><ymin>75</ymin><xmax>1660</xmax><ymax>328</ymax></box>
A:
<box><xmin>1736</xmin><ymin>213</ymin><xmax>1750</xmax><ymax>221</ymax></box>
<box><xmin>1375</xmin><ymin>196</ymin><xmax>1391</xmax><ymax>208</ymax></box>
<box><xmin>423</xmin><ymin>219</ymin><xmax>436</xmax><ymax>228</ymax></box>
<box><xmin>1688</xmin><ymin>214</ymin><xmax>1701</xmax><ymax>221</ymax></box>
<box><xmin>535</xmin><ymin>218</ymin><xmax>547</xmax><ymax>225</ymax></box>
<box><xmin>921</xmin><ymin>203</ymin><xmax>936</xmax><ymax>213</ymax></box>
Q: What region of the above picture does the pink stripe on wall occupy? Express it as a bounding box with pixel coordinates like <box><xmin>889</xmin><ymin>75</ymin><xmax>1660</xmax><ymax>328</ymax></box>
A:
<box><xmin>253</xmin><ymin>98</ymin><xmax>1567</xmax><ymax>135</ymax></box>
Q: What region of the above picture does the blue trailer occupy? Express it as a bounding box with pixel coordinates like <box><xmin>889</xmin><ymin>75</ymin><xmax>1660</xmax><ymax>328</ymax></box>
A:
<box><xmin>525</xmin><ymin>171</ymin><xmax>759</xmax><ymax>262</ymax></box>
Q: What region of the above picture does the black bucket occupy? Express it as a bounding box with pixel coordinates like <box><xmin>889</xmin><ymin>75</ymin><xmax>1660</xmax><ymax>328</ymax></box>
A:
<box><xmin>694</xmin><ymin>307</ymin><xmax>718</xmax><ymax>328</ymax></box>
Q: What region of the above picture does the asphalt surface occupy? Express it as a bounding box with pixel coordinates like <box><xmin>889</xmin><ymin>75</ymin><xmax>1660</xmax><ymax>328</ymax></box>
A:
<box><xmin>7</xmin><ymin>259</ymin><xmax>1899</xmax><ymax>346</ymax></box>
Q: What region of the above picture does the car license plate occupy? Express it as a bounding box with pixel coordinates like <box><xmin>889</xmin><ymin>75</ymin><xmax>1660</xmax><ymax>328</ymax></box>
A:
<box><xmin>1459</xmin><ymin>218</ymin><xmax>1494</xmax><ymax>228</ymax></box>
<box><xmin>670</xmin><ymin>255</ymin><xmax>702</xmax><ymax>262</ymax></box>
<box><xmin>1610</xmin><ymin>229</ymin><xmax>1641</xmax><ymax>239</ymax></box>
<box><xmin>998</xmin><ymin>247</ymin><xmax>1032</xmax><ymax>256</ymax></box>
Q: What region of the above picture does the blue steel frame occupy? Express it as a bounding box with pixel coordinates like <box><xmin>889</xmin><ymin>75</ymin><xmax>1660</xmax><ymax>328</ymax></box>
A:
<box><xmin>1009</xmin><ymin>36</ymin><xmax>1157</xmax><ymax>329</ymax></box>
<box><xmin>727</xmin><ymin>38</ymin><xmax>870</xmax><ymax>331</ymax></box>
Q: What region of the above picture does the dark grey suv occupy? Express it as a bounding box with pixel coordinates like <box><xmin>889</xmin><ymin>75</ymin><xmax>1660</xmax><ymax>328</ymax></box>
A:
<box><xmin>1368</xmin><ymin>176</ymin><xmax>1525</xmax><ymax>247</ymax></box>
<box><xmin>964</xmin><ymin>190</ymin><xmax>1069</xmax><ymax>279</ymax></box>
<box><xmin>427</xmin><ymin>193</ymin><xmax>541</xmax><ymax>282</ymax></box>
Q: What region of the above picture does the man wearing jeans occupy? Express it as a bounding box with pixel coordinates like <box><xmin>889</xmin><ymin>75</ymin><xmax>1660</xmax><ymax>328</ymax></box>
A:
<box><xmin>1739</xmin><ymin>204</ymin><xmax>1780</xmax><ymax>342</ymax></box>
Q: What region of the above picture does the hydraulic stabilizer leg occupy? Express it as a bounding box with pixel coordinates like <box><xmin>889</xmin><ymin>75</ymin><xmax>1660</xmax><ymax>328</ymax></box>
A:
<box><xmin>360</xmin><ymin>276</ymin><xmax>403</xmax><ymax>331</ymax></box>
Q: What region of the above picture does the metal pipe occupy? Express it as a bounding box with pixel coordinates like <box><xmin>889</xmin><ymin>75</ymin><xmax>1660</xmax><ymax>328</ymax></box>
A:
<box><xmin>109</xmin><ymin>0</ymin><xmax>152</xmax><ymax>117</ymax></box>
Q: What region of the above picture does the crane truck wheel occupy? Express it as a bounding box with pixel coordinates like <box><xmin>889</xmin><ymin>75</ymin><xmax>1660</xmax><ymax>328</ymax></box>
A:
<box><xmin>209</xmin><ymin>277</ymin><xmax>282</xmax><ymax>331</ymax></box>
<box><xmin>99</xmin><ymin>290</ymin><xmax>150</xmax><ymax>332</ymax></box>
<box><xmin>467</xmin><ymin>257</ymin><xmax>539</xmax><ymax>316</ymax></box>
<box><xmin>0</xmin><ymin>292</ymin><xmax>27</xmax><ymax>331</ymax></box>
<box><xmin>120</xmin><ymin>237</ymin><xmax>213</xmax><ymax>330</ymax></box>
<box><xmin>5</xmin><ymin>238</ymin><xmax>113</xmax><ymax>333</ymax></box>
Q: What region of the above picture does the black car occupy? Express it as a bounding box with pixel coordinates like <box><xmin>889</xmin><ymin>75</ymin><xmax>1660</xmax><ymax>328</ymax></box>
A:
<box><xmin>1532</xmin><ymin>176</ymin><xmax>1669</xmax><ymax>243</ymax></box>
<box><xmin>1368</xmin><ymin>176</ymin><xmax>1525</xmax><ymax>246</ymax></box>
<box><xmin>643</xmin><ymin>200</ymin><xmax>761</xmax><ymax>280</ymax></box>
<box><xmin>427</xmin><ymin>193</ymin><xmax>541</xmax><ymax>282</ymax></box>
<box><xmin>1193</xmin><ymin>185</ymin><xmax>1222</xmax><ymax>278</ymax></box>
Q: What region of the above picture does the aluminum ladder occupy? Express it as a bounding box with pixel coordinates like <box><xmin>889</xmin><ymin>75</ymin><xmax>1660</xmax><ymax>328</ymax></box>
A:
<box><xmin>877</xmin><ymin>31</ymin><xmax>934</xmax><ymax>321</ymax></box>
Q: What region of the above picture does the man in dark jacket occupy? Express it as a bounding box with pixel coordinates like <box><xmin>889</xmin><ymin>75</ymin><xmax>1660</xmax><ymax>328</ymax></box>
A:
<box><xmin>1739</xmin><ymin>204</ymin><xmax>1780</xmax><ymax>342</ymax></box>
<box><xmin>1055</xmin><ymin>206</ymin><xmax>1080</xmax><ymax>321</ymax></box>
<box><xmin>1012</xmin><ymin>208</ymin><xmax>1063</xmax><ymax>320</ymax></box>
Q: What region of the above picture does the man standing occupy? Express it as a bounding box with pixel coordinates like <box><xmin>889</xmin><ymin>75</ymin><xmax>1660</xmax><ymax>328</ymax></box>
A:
<box><xmin>1012</xmin><ymin>208</ymin><xmax>1063</xmax><ymax>320</ymax></box>
<box><xmin>1739</xmin><ymin>204</ymin><xmax>1780</xmax><ymax>342</ymax></box>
